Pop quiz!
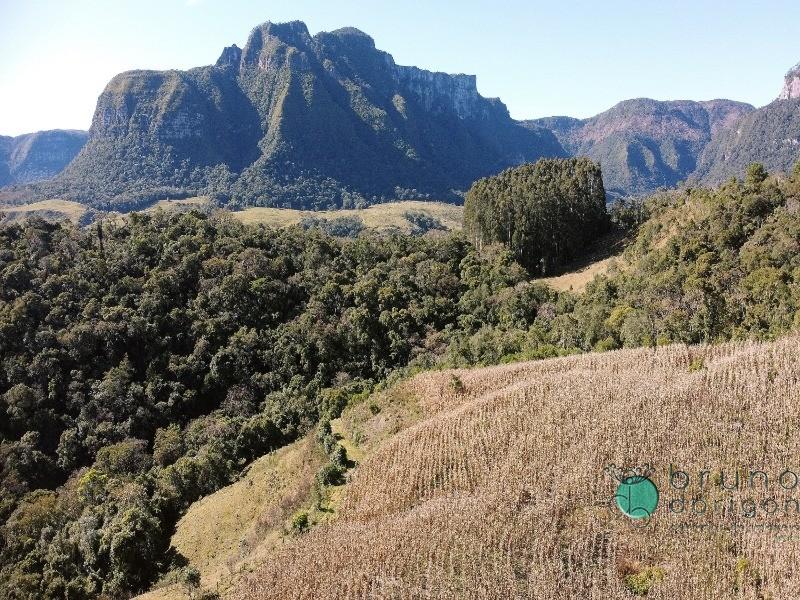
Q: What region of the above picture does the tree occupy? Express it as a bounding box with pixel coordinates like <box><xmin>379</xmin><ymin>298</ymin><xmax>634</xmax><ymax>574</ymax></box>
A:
<box><xmin>153</xmin><ymin>425</ymin><xmax>184</xmax><ymax>467</ymax></box>
<box><xmin>745</xmin><ymin>162</ymin><xmax>768</xmax><ymax>188</ymax></box>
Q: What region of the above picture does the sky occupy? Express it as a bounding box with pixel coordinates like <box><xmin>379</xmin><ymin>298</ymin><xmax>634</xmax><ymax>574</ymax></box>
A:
<box><xmin>1</xmin><ymin>0</ymin><xmax>799</xmax><ymax>136</ymax></box>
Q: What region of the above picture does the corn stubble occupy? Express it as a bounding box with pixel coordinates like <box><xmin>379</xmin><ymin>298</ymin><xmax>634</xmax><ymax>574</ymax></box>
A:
<box><xmin>233</xmin><ymin>336</ymin><xmax>800</xmax><ymax>599</ymax></box>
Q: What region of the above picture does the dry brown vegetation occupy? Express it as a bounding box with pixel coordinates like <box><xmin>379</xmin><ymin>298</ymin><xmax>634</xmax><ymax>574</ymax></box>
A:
<box><xmin>0</xmin><ymin>199</ymin><xmax>87</xmax><ymax>223</ymax></box>
<box><xmin>230</xmin><ymin>335</ymin><xmax>800</xmax><ymax>599</ymax></box>
<box><xmin>230</xmin><ymin>200</ymin><xmax>463</xmax><ymax>233</ymax></box>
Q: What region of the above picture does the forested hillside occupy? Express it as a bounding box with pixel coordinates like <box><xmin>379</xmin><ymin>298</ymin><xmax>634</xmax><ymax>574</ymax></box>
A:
<box><xmin>29</xmin><ymin>20</ymin><xmax>563</xmax><ymax>211</ymax></box>
<box><xmin>1</xmin><ymin>160</ymin><xmax>799</xmax><ymax>598</ymax></box>
<box><xmin>528</xmin><ymin>99</ymin><xmax>754</xmax><ymax>198</ymax></box>
<box><xmin>0</xmin><ymin>130</ymin><xmax>87</xmax><ymax>187</ymax></box>
<box><xmin>695</xmin><ymin>97</ymin><xmax>800</xmax><ymax>185</ymax></box>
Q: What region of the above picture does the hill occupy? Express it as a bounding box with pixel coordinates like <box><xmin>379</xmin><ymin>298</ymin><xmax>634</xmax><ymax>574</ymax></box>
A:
<box><xmin>220</xmin><ymin>334</ymin><xmax>800</xmax><ymax>599</ymax></box>
<box><xmin>0</xmin><ymin>130</ymin><xmax>87</xmax><ymax>187</ymax></box>
<box><xmin>527</xmin><ymin>99</ymin><xmax>754</xmax><ymax>198</ymax></box>
<box><xmin>694</xmin><ymin>62</ymin><xmax>800</xmax><ymax>185</ymax></box>
<box><xmin>42</xmin><ymin>20</ymin><xmax>564</xmax><ymax>210</ymax></box>
<box><xmin>2</xmin><ymin>165</ymin><xmax>799</xmax><ymax>599</ymax></box>
<box><xmin>694</xmin><ymin>97</ymin><xmax>800</xmax><ymax>185</ymax></box>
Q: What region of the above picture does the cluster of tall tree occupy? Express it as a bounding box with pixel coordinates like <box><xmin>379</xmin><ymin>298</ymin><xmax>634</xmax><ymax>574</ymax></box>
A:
<box><xmin>464</xmin><ymin>157</ymin><xmax>609</xmax><ymax>274</ymax></box>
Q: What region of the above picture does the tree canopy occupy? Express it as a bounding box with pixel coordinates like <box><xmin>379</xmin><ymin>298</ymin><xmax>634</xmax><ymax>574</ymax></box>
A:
<box><xmin>464</xmin><ymin>158</ymin><xmax>609</xmax><ymax>274</ymax></box>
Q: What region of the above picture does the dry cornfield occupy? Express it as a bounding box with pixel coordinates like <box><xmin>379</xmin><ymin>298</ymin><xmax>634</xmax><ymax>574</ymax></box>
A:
<box><xmin>232</xmin><ymin>335</ymin><xmax>800</xmax><ymax>599</ymax></box>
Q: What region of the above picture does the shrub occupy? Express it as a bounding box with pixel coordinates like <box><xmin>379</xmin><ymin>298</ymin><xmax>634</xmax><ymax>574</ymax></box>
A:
<box><xmin>289</xmin><ymin>510</ymin><xmax>309</xmax><ymax>535</ymax></box>
<box><xmin>688</xmin><ymin>358</ymin><xmax>705</xmax><ymax>372</ymax></box>
<box><xmin>316</xmin><ymin>463</ymin><xmax>345</xmax><ymax>487</ymax></box>
<box><xmin>623</xmin><ymin>566</ymin><xmax>664</xmax><ymax>596</ymax></box>
<box><xmin>448</xmin><ymin>374</ymin><xmax>465</xmax><ymax>394</ymax></box>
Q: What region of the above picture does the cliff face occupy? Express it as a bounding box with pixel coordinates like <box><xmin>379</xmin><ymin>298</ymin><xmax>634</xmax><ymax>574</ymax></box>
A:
<box><xmin>778</xmin><ymin>63</ymin><xmax>800</xmax><ymax>100</ymax></box>
<box><xmin>58</xmin><ymin>20</ymin><xmax>564</xmax><ymax>208</ymax></box>
<box><xmin>527</xmin><ymin>99</ymin><xmax>754</xmax><ymax>197</ymax></box>
<box><xmin>82</xmin><ymin>67</ymin><xmax>261</xmax><ymax>169</ymax></box>
<box><xmin>0</xmin><ymin>130</ymin><xmax>87</xmax><ymax>187</ymax></box>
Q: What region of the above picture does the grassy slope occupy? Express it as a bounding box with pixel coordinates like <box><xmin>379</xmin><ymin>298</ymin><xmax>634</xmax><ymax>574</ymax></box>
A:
<box><xmin>135</xmin><ymin>378</ymin><xmax>434</xmax><ymax>600</ymax></box>
<box><xmin>538</xmin><ymin>232</ymin><xmax>628</xmax><ymax>293</ymax></box>
<box><xmin>225</xmin><ymin>335</ymin><xmax>800</xmax><ymax>599</ymax></box>
<box><xmin>230</xmin><ymin>201</ymin><xmax>463</xmax><ymax>233</ymax></box>
<box><xmin>0</xmin><ymin>199</ymin><xmax>87</xmax><ymax>223</ymax></box>
<box><xmin>137</xmin><ymin>437</ymin><xmax>324</xmax><ymax>600</ymax></box>
<box><xmin>0</xmin><ymin>198</ymin><xmax>463</xmax><ymax>235</ymax></box>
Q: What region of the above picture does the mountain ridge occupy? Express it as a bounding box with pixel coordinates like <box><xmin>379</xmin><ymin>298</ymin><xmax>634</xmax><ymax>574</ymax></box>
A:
<box><xmin>526</xmin><ymin>98</ymin><xmax>755</xmax><ymax>197</ymax></box>
<box><xmin>6</xmin><ymin>24</ymin><xmax>798</xmax><ymax>205</ymax></box>
<box><xmin>694</xmin><ymin>62</ymin><xmax>800</xmax><ymax>184</ymax></box>
<box><xmin>49</xmin><ymin>19</ymin><xmax>565</xmax><ymax>209</ymax></box>
<box><xmin>0</xmin><ymin>129</ymin><xmax>87</xmax><ymax>187</ymax></box>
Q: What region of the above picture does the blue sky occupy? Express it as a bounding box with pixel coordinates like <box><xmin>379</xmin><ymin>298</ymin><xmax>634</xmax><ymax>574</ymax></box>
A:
<box><xmin>1</xmin><ymin>0</ymin><xmax>798</xmax><ymax>135</ymax></box>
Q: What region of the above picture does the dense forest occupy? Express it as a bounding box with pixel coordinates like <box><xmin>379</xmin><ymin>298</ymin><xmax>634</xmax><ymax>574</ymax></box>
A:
<box><xmin>1</xmin><ymin>160</ymin><xmax>799</xmax><ymax>598</ymax></box>
<box><xmin>464</xmin><ymin>158</ymin><xmax>609</xmax><ymax>274</ymax></box>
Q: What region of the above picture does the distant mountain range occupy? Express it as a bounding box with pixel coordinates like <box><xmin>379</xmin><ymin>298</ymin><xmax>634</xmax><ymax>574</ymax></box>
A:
<box><xmin>693</xmin><ymin>63</ymin><xmax>800</xmax><ymax>185</ymax></box>
<box><xmin>526</xmin><ymin>99</ymin><xmax>754</xmax><ymax>198</ymax></box>
<box><xmin>0</xmin><ymin>130</ymin><xmax>87</xmax><ymax>187</ymax></box>
<box><xmin>3</xmin><ymin>21</ymin><xmax>799</xmax><ymax>207</ymax></box>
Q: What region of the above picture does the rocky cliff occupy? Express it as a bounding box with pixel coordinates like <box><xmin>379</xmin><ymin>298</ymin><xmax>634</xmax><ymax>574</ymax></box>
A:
<box><xmin>54</xmin><ymin>20</ymin><xmax>564</xmax><ymax>209</ymax></box>
<box><xmin>527</xmin><ymin>99</ymin><xmax>754</xmax><ymax>197</ymax></box>
<box><xmin>779</xmin><ymin>62</ymin><xmax>800</xmax><ymax>100</ymax></box>
<box><xmin>0</xmin><ymin>130</ymin><xmax>87</xmax><ymax>187</ymax></box>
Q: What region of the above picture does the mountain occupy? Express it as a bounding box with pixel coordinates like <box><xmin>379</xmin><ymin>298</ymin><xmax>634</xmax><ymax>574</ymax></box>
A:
<box><xmin>52</xmin><ymin>20</ymin><xmax>565</xmax><ymax>209</ymax></box>
<box><xmin>694</xmin><ymin>63</ymin><xmax>800</xmax><ymax>185</ymax></box>
<box><xmin>526</xmin><ymin>99</ymin><xmax>754</xmax><ymax>198</ymax></box>
<box><xmin>0</xmin><ymin>129</ymin><xmax>87</xmax><ymax>187</ymax></box>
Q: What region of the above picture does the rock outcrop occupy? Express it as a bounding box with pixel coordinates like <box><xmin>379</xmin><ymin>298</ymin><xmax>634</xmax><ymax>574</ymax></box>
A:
<box><xmin>778</xmin><ymin>62</ymin><xmax>800</xmax><ymax>100</ymax></box>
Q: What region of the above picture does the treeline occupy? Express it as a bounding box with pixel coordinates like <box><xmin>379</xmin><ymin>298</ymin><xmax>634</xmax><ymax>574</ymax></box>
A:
<box><xmin>1</xmin><ymin>161</ymin><xmax>800</xmax><ymax>597</ymax></box>
<box><xmin>464</xmin><ymin>157</ymin><xmax>609</xmax><ymax>274</ymax></box>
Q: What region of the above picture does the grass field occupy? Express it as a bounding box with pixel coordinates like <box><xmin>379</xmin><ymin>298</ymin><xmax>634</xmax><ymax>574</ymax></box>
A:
<box><xmin>539</xmin><ymin>232</ymin><xmax>627</xmax><ymax>292</ymax></box>
<box><xmin>0</xmin><ymin>199</ymin><xmax>87</xmax><ymax>223</ymax></box>
<box><xmin>1</xmin><ymin>197</ymin><xmax>463</xmax><ymax>237</ymax></box>
<box><xmin>230</xmin><ymin>200</ymin><xmax>463</xmax><ymax>233</ymax></box>
<box><xmin>147</xmin><ymin>196</ymin><xmax>213</xmax><ymax>212</ymax></box>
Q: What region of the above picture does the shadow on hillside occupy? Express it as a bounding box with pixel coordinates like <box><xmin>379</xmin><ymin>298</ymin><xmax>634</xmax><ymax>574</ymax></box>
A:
<box><xmin>543</xmin><ymin>230</ymin><xmax>629</xmax><ymax>279</ymax></box>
